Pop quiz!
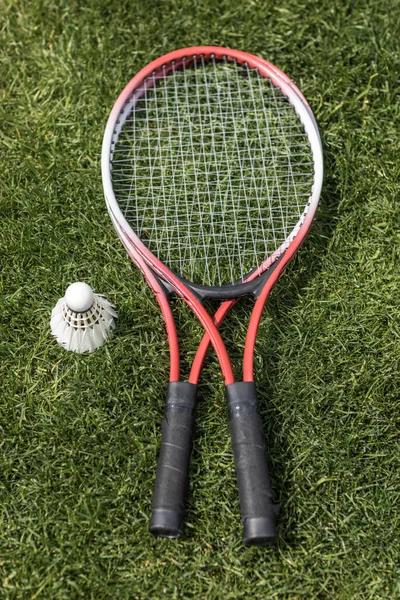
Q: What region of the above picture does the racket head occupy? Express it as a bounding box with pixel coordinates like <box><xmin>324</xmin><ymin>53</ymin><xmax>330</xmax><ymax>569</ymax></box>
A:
<box><xmin>102</xmin><ymin>46</ymin><xmax>323</xmax><ymax>299</ymax></box>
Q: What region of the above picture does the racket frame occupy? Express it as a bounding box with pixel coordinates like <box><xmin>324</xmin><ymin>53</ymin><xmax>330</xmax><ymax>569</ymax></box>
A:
<box><xmin>102</xmin><ymin>46</ymin><xmax>322</xmax><ymax>303</ymax></box>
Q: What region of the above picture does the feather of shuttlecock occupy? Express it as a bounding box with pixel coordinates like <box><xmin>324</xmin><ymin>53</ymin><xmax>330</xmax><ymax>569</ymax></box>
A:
<box><xmin>50</xmin><ymin>282</ymin><xmax>117</xmax><ymax>353</ymax></box>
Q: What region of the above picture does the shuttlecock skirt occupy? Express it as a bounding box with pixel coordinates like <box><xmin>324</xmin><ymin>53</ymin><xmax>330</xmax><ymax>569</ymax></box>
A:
<box><xmin>51</xmin><ymin>293</ymin><xmax>117</xmax><ymax>353</ymax></box>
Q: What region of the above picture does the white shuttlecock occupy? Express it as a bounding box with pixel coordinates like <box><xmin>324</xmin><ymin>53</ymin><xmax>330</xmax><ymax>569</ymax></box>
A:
<box><xmin>50</xmin><ymin>282</ymin><xmax>117</xmax><ymax>353</ymax></box>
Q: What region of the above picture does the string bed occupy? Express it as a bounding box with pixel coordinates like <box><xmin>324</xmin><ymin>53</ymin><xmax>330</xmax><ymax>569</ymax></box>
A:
<box><xmin>111</xmin><ymin>55</ymin><xmax>315</xmax><ymax>287</ymax></box>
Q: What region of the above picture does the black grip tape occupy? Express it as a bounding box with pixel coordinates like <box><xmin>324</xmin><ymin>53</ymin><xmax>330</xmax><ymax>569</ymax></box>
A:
<box><xmin>149</xmin><ymin>381</ymin><xmax>197</xmax><ymax>538</ymax></box>
<box><xmin>226</xmin><ymin>382</ymin><xmax>279</xmax><ymax>546</ymax></box>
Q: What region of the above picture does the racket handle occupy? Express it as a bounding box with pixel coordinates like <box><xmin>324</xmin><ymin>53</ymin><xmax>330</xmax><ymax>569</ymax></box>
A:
<box><xmin>149</xmin><ymin>381</ymin><xmax>197</xmax><ymax>538</ymax></box>
<box><xmin>226</xmin><ymin>382</ymin><xmax>279</xmax><ymax>546</ymax></box>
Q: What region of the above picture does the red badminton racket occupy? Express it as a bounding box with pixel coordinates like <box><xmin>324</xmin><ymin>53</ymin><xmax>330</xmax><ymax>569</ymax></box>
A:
<box><xmin>102</xmin><ymin>46</ymin><xmax>323</xmax><ymax>545</ymax></box>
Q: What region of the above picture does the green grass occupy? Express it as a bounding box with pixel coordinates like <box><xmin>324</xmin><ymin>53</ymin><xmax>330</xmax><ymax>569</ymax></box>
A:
<box><xmin>1</xmin><ymin>0</ymin><xmax>399</xmax><ymax>598</ymax></box>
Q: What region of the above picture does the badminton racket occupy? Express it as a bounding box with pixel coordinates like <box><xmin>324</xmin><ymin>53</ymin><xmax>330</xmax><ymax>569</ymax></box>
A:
<box><xmin>102</xmin><ymin>46</ymin><xmax>323</xmax><ymax>545</ymax></box>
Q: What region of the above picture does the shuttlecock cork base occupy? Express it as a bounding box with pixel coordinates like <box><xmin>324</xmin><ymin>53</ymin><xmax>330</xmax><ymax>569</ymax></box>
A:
<box><xmin>51</xmin><ymin>282</ymin><xmax>117</xmax><ymax>353</ymax></box>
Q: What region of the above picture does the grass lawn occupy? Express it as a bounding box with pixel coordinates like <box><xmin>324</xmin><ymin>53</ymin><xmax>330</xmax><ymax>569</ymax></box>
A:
<box><xmin>0</xmin><ymin>0</ymin><xmax>399</xmax><ymax>598</ymax></box>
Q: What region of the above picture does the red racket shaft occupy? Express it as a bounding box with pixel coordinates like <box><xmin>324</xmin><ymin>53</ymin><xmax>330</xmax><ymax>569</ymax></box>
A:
<box><xmin>118</xmin><ymin>234</ymin><xmax>180</xmax><ymax>381</ymax></box>
<box><xmin>226</xmin><ymin>285</ymin><xmax>279</xmax><ymax>545</ymax></box>
<box><xmin>139</xmin><ymin>272</ymin><xmax>198</xmax><ymax>539</ymax></box>
<box><xmin>118</xmin><ymin>239</ymin><xmax>196</xmax><ymax>539</ymax></box>
<box><xmin>149</xmin><ymin>299</ymin><xmax>232</xmax><ymax>539</ymax></box>
<box><xmin>193</xmin><ymin>290</ymin><xmax>279</xmax><ymax>545</ymax></box>
<box><xmin>152</xmin><ymin>290</ymin><xmax>278</xmax><ymax>544</ymax></box>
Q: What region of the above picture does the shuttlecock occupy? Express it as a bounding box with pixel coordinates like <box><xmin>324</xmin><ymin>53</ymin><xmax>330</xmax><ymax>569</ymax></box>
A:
<box><xmin>50</xmin><ymin>282</ymin><xmax>117</xmax><ymax>353</ymax></box>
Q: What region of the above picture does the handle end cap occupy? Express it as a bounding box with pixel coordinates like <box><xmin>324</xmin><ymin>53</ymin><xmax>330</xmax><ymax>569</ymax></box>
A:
<box><xmin>149</xmin><ymin>509</ymin><xmax>183</xmax><ymax>539</ymax></box>
<box><xmin>243</xmin><ymin>516</ymin><xmax>277</xmax><ymax>546</ymax></box>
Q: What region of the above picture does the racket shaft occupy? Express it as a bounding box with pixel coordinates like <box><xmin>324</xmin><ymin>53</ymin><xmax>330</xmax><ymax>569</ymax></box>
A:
<box><xmin>226</xmin><ymin>382</ymin><xmax>278</xmax><ymax>545</ymax></box>
<box><xmin>150</xmin><ymin>382</ymin><xmax>197</xmax><ymax>538</ymax></box>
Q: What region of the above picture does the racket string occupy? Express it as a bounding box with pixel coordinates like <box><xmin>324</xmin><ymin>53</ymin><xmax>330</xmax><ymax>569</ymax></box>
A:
<box><xmin>111</xmin><ymin>55</ymin><xmax>314</xmax><ymax>287</ymax></box>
